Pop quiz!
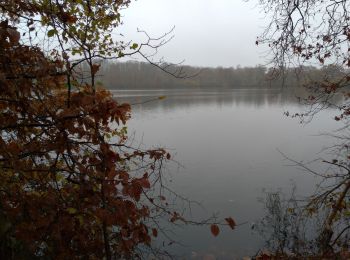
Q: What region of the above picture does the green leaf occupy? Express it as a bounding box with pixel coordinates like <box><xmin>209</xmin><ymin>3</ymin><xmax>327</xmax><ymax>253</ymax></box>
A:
<box><xmin>120</xmin><ymin>126</ymin><xmax>128</xmax><ymax>134</ymax></box>
<box><xmin>67</xmin><ymin>208</ymin><xmax>77</xmax><ymax>214</ymax></box>
<box><xmin>130</xmin><ymin>43</ymin><xmax>138</xmax><ymax>50</ymax></box>
<box><xmin>56</xmin><ymin>173</ymin><xmax>63</xmax><ymax>182</ymax></box>
<box><xmin>47</xmin><ymin>29</ymin><xmax>57</xmax><ymax>37</ymax></box>
<box><xmin>344</xmin><ymin>210</ymin><xmax>350</xmax><ymax>217</ymax></box>
<box><xmin>77</xmin><ymin>215</ymin><xmax>84</xmax><ymax>225</ymax></box>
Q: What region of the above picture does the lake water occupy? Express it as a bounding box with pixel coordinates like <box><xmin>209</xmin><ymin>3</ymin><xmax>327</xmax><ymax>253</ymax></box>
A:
<box><xmin>112</xmin><ymin>89</ymin><xmax>339</xmax><ymax>259</ymax></box>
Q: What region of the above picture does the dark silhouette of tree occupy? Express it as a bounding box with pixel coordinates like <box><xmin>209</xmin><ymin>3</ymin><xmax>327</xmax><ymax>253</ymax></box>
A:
<box><xmin>256</xmin><ymin>0</ymin><xmax>350</xmax><ymax>256</ymax></box>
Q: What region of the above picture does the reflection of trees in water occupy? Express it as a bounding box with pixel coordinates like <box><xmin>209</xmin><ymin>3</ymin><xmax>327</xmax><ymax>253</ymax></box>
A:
<box><xmin>256</xmin><ymin>188</ymin><xmax>320</xmax><ymax>257</ymax></box>
<box><xmin>112</xmin><ymin>89</ymin><xmax>306</xmax><ymax>112</ymax></box>
<box><xmin>257</xmin><ymin>175</ymin><xmax>350</xmax><ymax>258</ymax></box>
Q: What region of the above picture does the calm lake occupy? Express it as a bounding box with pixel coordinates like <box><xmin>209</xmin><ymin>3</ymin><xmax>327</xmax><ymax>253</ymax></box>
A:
<box><xmin>112</xmin><ymin>89</ymin><xmax>338</xmax><ymax>259</ymax></box>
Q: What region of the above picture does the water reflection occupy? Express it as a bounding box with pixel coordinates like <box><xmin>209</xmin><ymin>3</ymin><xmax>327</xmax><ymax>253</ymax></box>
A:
<box><xmin>111</xmin><ymin>89</ymin><xmax>298</xmax><ymax>111</ymax></box>
<box><xmin>112</xmin><ymin>89</ymin><xmax>338</xmax><ymax>259</ymax></box>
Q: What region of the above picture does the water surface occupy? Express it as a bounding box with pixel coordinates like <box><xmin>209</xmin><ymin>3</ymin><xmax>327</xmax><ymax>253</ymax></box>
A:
<box><xmin>112</xmin><ymin>89</ymin><xmax>338</xmax><ymax>259</ymax></box>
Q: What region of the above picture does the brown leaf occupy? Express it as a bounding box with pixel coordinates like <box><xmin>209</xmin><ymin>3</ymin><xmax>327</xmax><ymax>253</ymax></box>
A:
<box><xmin>139</xmin><ymin>178</ymin><xmax>150</xmax><ymax>189</ymax></box>
<box><xmin>7</xmin><ymin>28</ymin><xmax>20</xmax><ymax>43</ymax></box>
<box><xmin>210</xmin><ymin>224</ymin><xmax>220</xmax><ymax>237</ymax></box>
<box><xmin>225</xmin><ymin>217</ymin><xmax>236</xmax><ymax>230</ymax></box>
<box><xmin>91</xmin><ymin>64</ymin><xmax>100</xmax><ymax>75</ymax></box>
<box><xmin>152</xmin><ymin>228</ymin><xmax>158</xmax><ymax>237</ymax></box>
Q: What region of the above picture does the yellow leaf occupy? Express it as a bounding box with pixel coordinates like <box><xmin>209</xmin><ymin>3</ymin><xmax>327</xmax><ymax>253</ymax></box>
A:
<box><xmin>67</xmin><ymin>208</ymin><xmax>77</xmax><ymax>214</ymax></box>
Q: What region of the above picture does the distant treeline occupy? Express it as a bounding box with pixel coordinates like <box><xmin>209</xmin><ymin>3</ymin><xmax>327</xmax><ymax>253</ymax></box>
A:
<box><xmin>96</xmin><ymin>61</ymin><xmax>345</xmax><ymax>91</ymax></box>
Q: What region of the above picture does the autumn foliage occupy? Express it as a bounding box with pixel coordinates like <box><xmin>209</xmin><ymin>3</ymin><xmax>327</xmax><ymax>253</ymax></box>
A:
<box><xmin>0</xmin><ymin>3</ymin><xmax>177</xmax><ymax>259</ymax></box>
<box><xmin>0</xmin><ymin>0</ymin><xmax>240</xmax><ymax>258</ymax></box>
<box><xmin>0</xmin><ymin>22</ymin><xmax>176</xmax><ymax>259</ymax></box>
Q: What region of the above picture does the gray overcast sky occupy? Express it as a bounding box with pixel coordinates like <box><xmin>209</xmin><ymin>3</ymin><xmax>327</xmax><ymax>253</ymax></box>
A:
<box><xmin>119</xmin><ymin>0</ymin><xmax>268</xmax><ymax>68</ymax></box>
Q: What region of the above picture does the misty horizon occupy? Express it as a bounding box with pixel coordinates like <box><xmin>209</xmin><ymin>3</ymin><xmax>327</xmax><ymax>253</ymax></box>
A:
<box><xmin>118</xmin><ymin>0</ymin><xmax>268</xmax><ymax>68</ymax></box>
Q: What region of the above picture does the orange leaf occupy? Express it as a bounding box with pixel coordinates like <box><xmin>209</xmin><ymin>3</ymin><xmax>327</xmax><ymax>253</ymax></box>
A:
<box><xmin>210</xmin><ymin>224</ymin><xmax>220</xmax><ymax>237</ymax></box>
<box><xmin>139</xmin><ymin>178</ymin><xmax>150</xmax><ymax>189</ymax></box>
<box><xmin>225</xmin><ymin>217</ymin><xmax>236</xmax><ymax>230</ymax></box>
